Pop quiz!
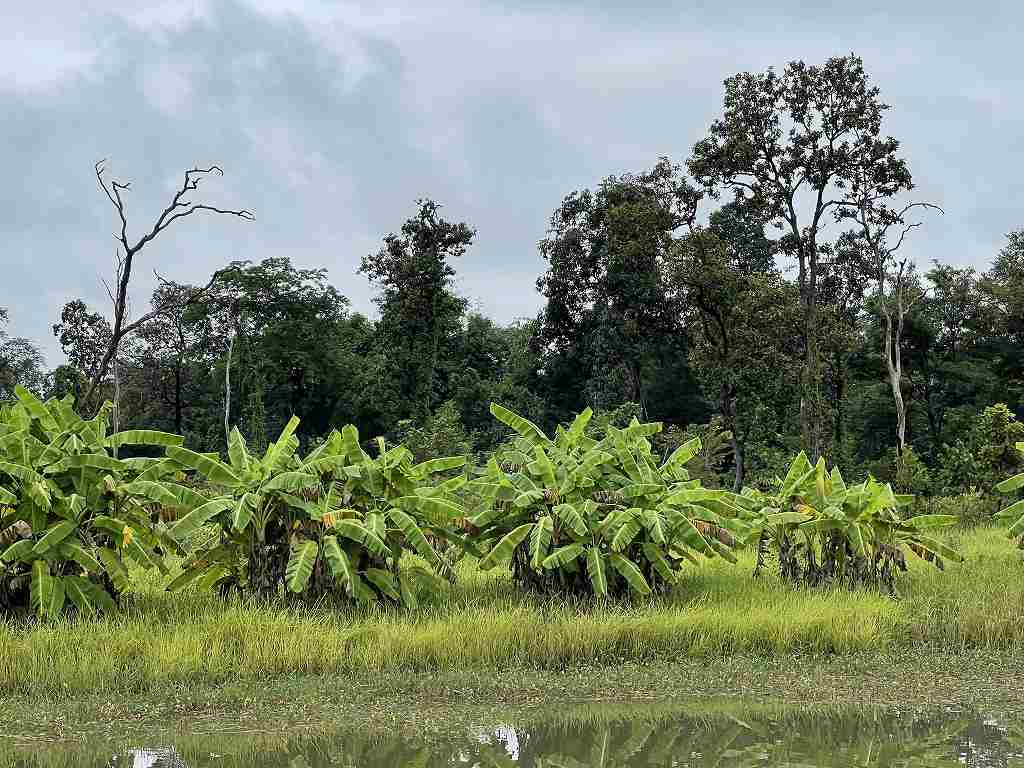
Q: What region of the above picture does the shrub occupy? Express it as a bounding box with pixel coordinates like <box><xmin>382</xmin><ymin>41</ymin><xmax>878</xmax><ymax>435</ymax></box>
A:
<box><xmin>0</xmin><ymin>387</ymin><xmax>184</xmax><ymax>618</ymax></box>
<box><xmin>975</xmin><ymin>404</ymin><xmax>1024</xmax><ymax>493</ymax></box>
<box><xmin>391</xmin><ymin>400</ymin><xmax>473</xmax><ymax>463</ymax></box>
<box><xmin>653</xmin><ymin>417</ymin><xmax>733</xmax><ymax>489</ymax></box>
<box><xmin>936</xmin><ymin>404</ymin><xmax>1024</xmax><ymax>496</ymax></box>
<box><xmin>892</xmin><ymin>447</ymin><xmax>934</xmax><ymax>496</ymax></box>
<box><xmin>465</xmin><ymin>404</ymin><xmax>746</xmax><ymax>598</ymax></box>
<box><xmin>742</xmin><ymin>452</ymin><xmax>961</xmax><ymax>595</ymax></box>
<box><xmin>912</xmin><ymin>493</ymin><xmax>1000</xmax><ymax>528</ymax></box>
<box><xmin>168</xmin><ymin>421</ymin><xmax>463</xmax><ymax>606</ymax></box>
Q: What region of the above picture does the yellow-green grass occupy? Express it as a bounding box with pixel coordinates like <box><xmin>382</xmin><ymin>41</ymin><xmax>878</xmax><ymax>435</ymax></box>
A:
<box><xmin>1</xmin><ymin>525</ymin><xmax>1022</xmax><ymax>696</ymax></box>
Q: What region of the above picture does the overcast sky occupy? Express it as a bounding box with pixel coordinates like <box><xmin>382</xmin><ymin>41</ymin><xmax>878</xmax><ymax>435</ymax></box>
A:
<box><xmin>3</xmin><ymin>0</ymin><xmax>1022</xmax><ymax>364</ymax></box>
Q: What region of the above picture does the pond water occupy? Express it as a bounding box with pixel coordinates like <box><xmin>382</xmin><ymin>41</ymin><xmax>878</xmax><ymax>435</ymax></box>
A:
<box><xmin>5</xmin><ymin>702</ymin><xmax>1024</xmax><ymax>767</ymax></box>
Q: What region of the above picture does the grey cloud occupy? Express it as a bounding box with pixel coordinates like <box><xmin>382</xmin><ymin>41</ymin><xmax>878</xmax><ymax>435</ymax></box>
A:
<box><xmin>1</xmin><ymin>0</ymin><xmax>1022</xmax><ymax>365</ymax></box>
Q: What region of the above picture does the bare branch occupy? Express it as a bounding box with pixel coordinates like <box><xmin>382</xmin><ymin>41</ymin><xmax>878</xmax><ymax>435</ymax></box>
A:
<box><xmin>890</xmin><ymin>221</ymin><xmax>923</xmax><ymax>253</ymax></box>
<box><xmin>897</xmin><ymin>201</ymin><xmax>944</xmax><ymax>218</ymax></box>
<box><xmin>82</xmin><ymin>160</ymin><xmax>252</xmax><ymax>408</ymax></box>
<box><xmin>119</xmin><ymin>268</ymin><xmax>227</xmax><ymax>339</ymax></box>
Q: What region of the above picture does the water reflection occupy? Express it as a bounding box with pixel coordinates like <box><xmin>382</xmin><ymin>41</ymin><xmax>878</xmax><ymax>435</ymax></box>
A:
<box><xmin>6</xmin><ymin>704</ymin><xmax>1024</xmax><ymax>767</ymax></box>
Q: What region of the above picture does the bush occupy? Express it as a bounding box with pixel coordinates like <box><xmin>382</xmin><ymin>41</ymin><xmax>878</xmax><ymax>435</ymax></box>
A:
<box><xmin>466</xmin><ymin>404</ymin><xmax>745</xmax><ymax>598</ymax></box>
<box><xmin>741</xmin><ymin>452</ymin><xmax>961</xmax><ymax>595</ymax></box>
<box><xmin>912</xmin><ymin>493</ymin><xmax>1000</xmax><ymax>528</ymax></box>
<box><xmin>0</xmin><ymin>387</ymin><xmax>185</xmax><ymax>618</ymax></box>
<box><xmin>166</xmin><ymin>420</ymin><xmax>463</xmax><ymax>606</ymax></box>
<box><xmin>867</xmin><ymin>447</ymin><xmax>933</xmax><ymax>496</ymax></box>
<box><xmin>392</xmin><ymin>400</ymin><xmax>473</xmax><ymax>464</ymax></box>
<box><xmin>653</xmin><ymin>417</ymin><xmax>733</xmax><ymax>489</ymax></box>
<box><xmin>936</xmin><ymin>404</ymin><xmax>1024</xmax><ymax>496</ymax></box>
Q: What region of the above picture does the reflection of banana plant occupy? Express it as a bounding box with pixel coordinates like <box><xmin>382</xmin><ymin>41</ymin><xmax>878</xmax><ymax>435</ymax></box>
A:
<box><xmin>0</xmin><ymin>387</ymin><xmax>185</xmax><ymax>618</ymax></box>
<box><xmin>742</xmin><ymin>452</ymin><xmax>961</xmax><ymax>594</ymax></box>
<box><xmin>169</xmin><ymin>421</ymin><xmax>462</xmax><ymax>606</ymax></box>
<box><xmin>467</xmin><ymin>404</ymin><xmax>747</xmax><ymax>597</ymax></box>
<box><xmin>4</xmin><ymin>704</ymin><xmax>1011</xmax><ymax>767</ymax></box>
<box><xmin>995</xmin><ymin>440</ymin><xmax>1024</xmax><ymax>543</ymax></box>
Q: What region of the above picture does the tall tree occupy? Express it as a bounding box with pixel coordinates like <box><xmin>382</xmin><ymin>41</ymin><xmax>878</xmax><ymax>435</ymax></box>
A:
<box><xmin>52</xmin><ymin>300</ymin><xmax>113</xmax><ymax>386</ymax></box>
<box><xmin>673</xmin><ymin>200</ymin><xmax>799</xmax><ymax>489</ymax></box>
<box><xmin>360</xmin><ymin>200</ymin><xmax>474</xmax><ymax>420</ymax></box>
<box><xmin>0</xmin><ymin>308</ymin><xmax>45</xmax><ymax>400</ymax></box>
<box><xmin>904</xmin><ymin>264</ymin><xmax>991</xmax><ymax>452</ymax></box>
<box><xmin>980</xmin><ymin>232</ymin><xmax>1024</xmax><ymax>404</ymax></box>
<box><xmin>537</xmin><ymin>159</ymin><xmax>687</xmax><ymax>418</ymax></box>
<box><xmin>130</xmin><ymin>282</ymin><xmax>220</xmax><ymax>435</ymax></box>
<box><xmin>445</xmin><ymin>314</ymin><xmax>548</xmax><ymax>447</ymax></box>
<box><xmin>816</xmin><ymin>238</ymin><xmax>871</xmax><ymax>459</ymax></box>
<box><xmin>841</xmin><ymin>137</ymin><xmax>942</xmax><ymax>453</ymax></box>
<box><xmin>689</xmin><ymin>54</ymin><xmax>913</xmax><ymax>460</ymax></box>
<box><xmin>207</xmin><ymin>258</ymin><xmax>356</xmax><ymax>443</ymax></box>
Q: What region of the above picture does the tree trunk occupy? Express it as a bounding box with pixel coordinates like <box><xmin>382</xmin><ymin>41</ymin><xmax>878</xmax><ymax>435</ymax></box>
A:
<box><xmin>925</xmin><ymin>389</ymin><xmax>940</xmax><ymax>450</ymax></box>
<box><xmin>173</xmin><ymin>359</ymin><xmax>183</xmax><ymax>435</ymax></box>
<box><xmin>833</xmin><ymin>352</ymin><xmax>846</xmax><ymax>455</ymax></box>
<box><xmin>731</xmin><ymin>433</ymin><xmax>746</xmax><ymax>492</ymax></box>
<box><xmin>111</xmin><ymin>358</ymin><xmax>121</xmax><ymax>459</ymax></box>
<box><xmin>881</xmin><ymin>290</ymin><xmax>907</xmax><ymax>454</ymax></box>
<box><xmin>628</xmin><ymin>360</ymin><xmax>647</xmax><ymax>420</ymax></box>
<box><xmin>224</xmin><ymin>332</ymin><xmax>235</xmax><ymax>448</ymax></box>
<box><xmin>423</xmin><ymin>286</ymin><xmax>440</xmax><ymax>421</ymax></box>
<box><xmin>720</xmin><ymin>382</ymin><xmax>744</xmax><ymax>491</ymax></box>
<box><xmin>798</xmin><ymin>242</ymin><xmax>827</xmax><ymax>462</ymax></box>
<box><xmin>800</xmin><ymin>296</ymin><xmax>826</xmax><ymax>461</ymax></box>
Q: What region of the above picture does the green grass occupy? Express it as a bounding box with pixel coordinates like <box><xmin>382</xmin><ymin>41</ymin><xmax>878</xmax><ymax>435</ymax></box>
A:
<box><xmin>1</xmin><ymin>525</ymin><xmax>1022</xmax><ymax>697</ymax></box>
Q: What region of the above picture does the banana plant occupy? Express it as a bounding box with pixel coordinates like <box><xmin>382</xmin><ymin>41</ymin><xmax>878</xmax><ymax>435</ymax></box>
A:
<box><xmin>466</xmin><ymin>403</ymin><xmax>746</xmax><ymax>598</ymax></box>
<box><xmin>168</xmin><ymin>420</ymin><xmax>462</xmax><ymax>606</ymax></box>
<box><xmin>0</xmin><ymin>387</ymin><xmax>186</xmax><ymax>618</ymax></box>
<box><xmin>291</xmin><ymin>424</ymin><xmax>464</xmax><ymax>606</ymax></box>
<box><xmin>995</xmin><ymin>441</ymin><xmax>1024</xmax><ymax>542</ymax></box>
<box><xmin>165</xmin><ymin>417</ymin><xmax>318</xmax><ymax>597</ymax></box>
<box><xmin>743</xmin><ymin>452</ymin><xmax>962</xmax><ymax>594</ymax></box>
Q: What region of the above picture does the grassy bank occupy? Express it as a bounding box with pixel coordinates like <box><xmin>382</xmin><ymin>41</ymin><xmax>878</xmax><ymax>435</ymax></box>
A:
<box><xmin>1</xmin><ymin>525</ymin><xmax>1022</xmax><ymax>698</ymax></box>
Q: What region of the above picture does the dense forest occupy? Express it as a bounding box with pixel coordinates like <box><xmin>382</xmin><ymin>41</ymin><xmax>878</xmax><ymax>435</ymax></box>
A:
<box><xmin>1</xmin><ymin>55</ymin><xmax>1022</xmax><ymax>500</ymax></box>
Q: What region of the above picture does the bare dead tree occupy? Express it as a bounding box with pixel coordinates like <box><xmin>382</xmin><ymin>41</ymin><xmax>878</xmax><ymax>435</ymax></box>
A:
<box><xmin>84</xmin><ymin>160</ymin><xmax>253</xmax><ymax>408</ymax></box>
<box><xmin>847</xmin><ymin>175</ymin><xmax>942</xmax><ymax>452</ymax></box>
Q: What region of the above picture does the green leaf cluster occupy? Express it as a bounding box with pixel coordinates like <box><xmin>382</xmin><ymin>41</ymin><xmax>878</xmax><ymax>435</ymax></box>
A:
<box><xmin>741</xmin><ymin>452</ymin><xmax>962</xmax><ymax>594</ymax></box>
<box><xmin>466</xmin><ymin>403</ymin><xmax>746</xmax><ymax>597</ymax></box>
<box><xmin>169</xmin><ymin>420</ymin><xmax>462</xmax><ymax>606</ymax></box>
<box><xmin>0</xmin><ymin>387</ymin><xmax>185</xmax><ymax>618</ymax></box>
<box><xmin>996</xmin><ymin>441</ymin><xmax>1024</xmax><ymax>540</ymax></box>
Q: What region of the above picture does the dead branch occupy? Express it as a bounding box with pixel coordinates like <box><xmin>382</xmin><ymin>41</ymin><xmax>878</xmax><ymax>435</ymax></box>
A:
<box><xmin>83</xmin><ymin>161</ymin><xmax>252</xmax><ymax>407</ymax></box>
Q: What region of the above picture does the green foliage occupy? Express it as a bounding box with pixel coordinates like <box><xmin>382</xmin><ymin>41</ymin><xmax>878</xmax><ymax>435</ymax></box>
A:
<box><xmin>743</xmin><ymin>452</ymin><xmax>961</xmax><ymax>595</ymax></box>
<box><xmin>171</xmin><ymin>420</ymin><xmax>463</xmax><ymax>606</ymax></box>
<box><xmin>361</xmin><ymin>200</ymin><xmax>474</xmax><ymax>421</ymax></box>
<box><xmin>934</xmin><ymin>441</ymin><xmax>982</xmax><ymax>496</ymax></box>
<box><xmin>936</xmin><ymin>404</ymin><xmax>1024</xmax><ymax>495</ymax></box>
<box><xmin>467</xmin><ymin>403</ymin><xmax>746</xmax><ymax>598</ymax></box>
<box><xmin>912</xmin><ymin>493</ymin><xmax>1000</xmax><ymax>529</ymax></box>
<box><xmin>0</xmin><ymin>387</ymin><xmax>183</xmax><ymax>618</ymax></box>
<box><xmin>995</xmin><ymin>440</ymin><xmax>1024</xmax><ymax>542</ymax></box>
<box><xmin>974</xmin><ymin>404</ymin><xmax>1024</xmax><ymax>492</ymax></box>
<box><xmin>868</xmin><ymin>446</ymin><xmax>934</xmax><ymax>496</ymax></box>
<box><xmin>392</xmin><ymin>400</ymin><xmax>473</xmax><ymax>463</ymax></box>
<box><xmin>0</xmin><ymin>308</ymin><xmax>45</xmax><ymax>402</ymax></box>
<box><xmin>654</xmin><ymin>417</ymin><xmax>734</xmax><ymax>489</ymax></box>
<box><xmin>535</xmin><ymin>161</ymin><xmax>693</xmax><ymax>418</ymax></box>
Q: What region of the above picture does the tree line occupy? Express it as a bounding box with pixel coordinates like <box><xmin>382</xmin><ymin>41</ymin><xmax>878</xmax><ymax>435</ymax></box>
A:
<box><xmin>1</xmin><ymin>53</ymin><xmax>1022</xmax><ymax>496</ymax></box>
